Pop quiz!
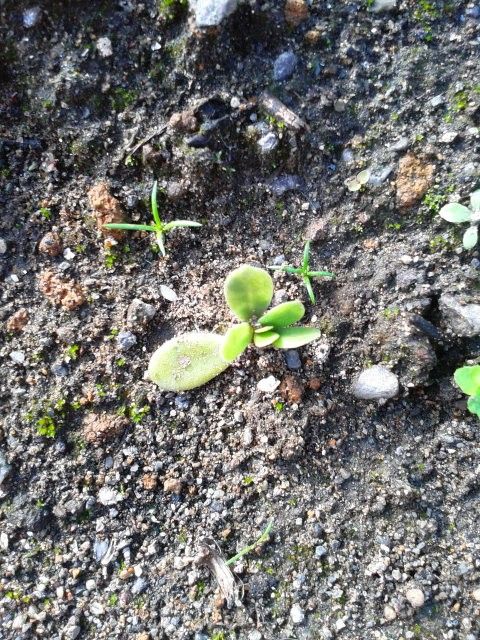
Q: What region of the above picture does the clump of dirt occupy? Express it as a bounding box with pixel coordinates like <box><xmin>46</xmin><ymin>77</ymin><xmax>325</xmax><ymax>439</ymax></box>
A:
<box><xmin>87</xmin><ymin>182</ymin><xmax>126</xmax><ymax>239</ymax></box>
<box><xmin>82</xmin><ymin>412</ymin><xmax>128</xmax><ymax>445</ymax></box>
<box><xmin>396</xmin><ymin>154</ymin><xmax>436</xmax><ymax>209</ymax></box>
<box><xmin>38</xmin><ymin>270</ymin><xmax>85</xmax><ymax>310</ymax></box>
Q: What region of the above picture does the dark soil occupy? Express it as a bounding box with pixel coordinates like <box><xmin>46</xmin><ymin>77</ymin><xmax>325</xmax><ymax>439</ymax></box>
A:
<box><xmin>1</xmin><ymin>1</ymin><xmax>480</xmax><ymax>639</ymax></box>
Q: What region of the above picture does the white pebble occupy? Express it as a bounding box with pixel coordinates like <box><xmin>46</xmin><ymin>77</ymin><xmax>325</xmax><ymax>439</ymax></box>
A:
<box><xmin>406</xmin><ymin>587</ymin><xmax>425</xmax><ymax>608</ymax></box>
<box><xmin>290</xmin><ymin>603</ymin><xmax>305</xmax><ymax>624</ymax></box>
<box><xmin>160</xmin><ymin>284</ymin><xmax>178</xmax><ymax>302</ymax></box>
<box><xmin>96</xmin><ymin>37</ymin><xmax>113</xmax><ymax>58</ymax></box>
<box><xmin>257</xmin><ymin>375</ymin><xmax>280</xmax><ymax>393</ymax></box>
<box><xmin>0</xmin><ymin>238</ymin><xmax>7</xmax><ymax>254</ymax></box>
<box><xmin>472</xmin><ymin>588</ymin><xmax>480</xmax><ymax>602</ymax></box>
<box><xmin>351</xmin><ymin>365</ymin><xmax>399</xmax><ymax>400</ymax></box>
<box><xmin>10</xmin><ymin>351</ymin><xmax>26</xmax><ymax>365</ymax></box>
<box><xmin>384</xmin><ymin>604</ymin><xmax>397</xmax><ymax>621</ymax></box>
<box><xmin>85</xmin><ymin>579</ymin><xmax>96</xmax><ymax>591</ymax></box>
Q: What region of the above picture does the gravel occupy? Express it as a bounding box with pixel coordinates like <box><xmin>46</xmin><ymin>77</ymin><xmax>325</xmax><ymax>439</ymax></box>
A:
<box><xmin>351</xmin><ymin>365</ymin><xmax>400</xmax><ymax>400</ymax></box>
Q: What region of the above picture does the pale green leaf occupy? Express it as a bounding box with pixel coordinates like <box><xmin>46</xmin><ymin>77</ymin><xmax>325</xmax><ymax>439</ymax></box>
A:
<box><xmin>255</xmin><ymin>325</ymin><xmax>274</xmax><ymax>333</ymax></box>
<box><xmin>147</xmin><ymin>332</ymin><xmax>228</xmax><ymax>391</ymax></box>
<box><xmin>224</xmin><ymin>265</ymin><xmax>273</xmax><ymax>321</ymax></box>
<box><xmin>273</xmin><ymin>326</ymin><xmax>320</xmax><ymax>349</ymax></box>
<box><xmin>357</xmin><ymin>169</ymin><xmax>370</xmax><ymax>185</ymax></box>
<box><xmin>221</xmin><ymin>323</ymin><xmax>253</xmax><ymax>362</ymax></box>
<box><xmin>454</xmin><ymin>365</ymin><xmax>480</xmax><ymax>396</ymax></box>
<box><xmin>258</xmin><ymin>300</ymin><xmax>305</xmax><ymax>328</ymax></box>
<box><xmin>463</xmin><ymin>225</ymin><xmax>478</xmax><ymax>250</ymax></box>
<box><xmin>163</xmin><ymin>220</ymin><xmax>202</xmax><ymax>231</ymax></box>
<box><xmin>439</xmin><ymin>203</ymin><xmax>472</xmax><ymax>223</ymax></box>
<box><xmin>253</xmin><ymin>330</ymin><xmax>280</xmax><ymax>348</ymax></box>
<box><xmin>468</xmin><ymin>394</ymin><xmax>480</xmax><ymax>418</ymax></box>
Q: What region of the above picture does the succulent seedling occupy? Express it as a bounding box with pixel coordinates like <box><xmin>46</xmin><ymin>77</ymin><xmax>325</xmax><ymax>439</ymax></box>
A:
<box><xmin>345</xmin><ymin>169</ymin><xmax>370</xmax><ymax>192</ymax></box>
<box><xmin>454</xmin><ymin>365</ymin><xmax>480</xmax><ymax>418</ymax></box>
<box><xmin>148</xmin><ymin>265</ymin><xmax>322</xmax><ymax>391</ymax></box>
<box><xmin>268</xmin><ymin>241</ymin><xmax>334</xmax><ymax>304</ymax></box>
<box><xmin>438</xmin><ymin>190</ymin><xmax>480</xmax><ymax>250</ymax></box>
<box><xmin>103</xmin><ymin>181</ymin><xmax>201</xmax><ymax>256</ymax></box>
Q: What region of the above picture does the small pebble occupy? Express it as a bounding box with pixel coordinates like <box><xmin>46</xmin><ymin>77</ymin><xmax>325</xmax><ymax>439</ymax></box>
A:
<box><xmin>116</xmin><ymin>330</ymin><xmax>137</xmax><ymax>351</ymax></box>
<box><xmin>405</xmin><ymin>587</ymin><xmax>425</xmax><ymax>609</ymax></box>
<box><xmin>258</xmin><ymin>132</ymin><xmax>279</xmax><ymax>154</ymax></box>
<box><xmin>384</xmin><ymin>604</ymin><xmax>397</xmax><ymax>621</ymax></box>
<box><xmin>284</xmin><ymin>350</ymin><xmax>301</xmax><ymax>370</ymax></box>
<box><xmin>23</xmin><ymin>6</ymin><xmax>41</xmax><ymax>28</ymax></box>
<box><xmin>160</xmin><ymin>285</ymin><xmax>178</xmax><ymax>302</ymax></box>
<box><xmin>290</xmin><ymin>603</ymin><xmax>305</xmax><ymax>624</ymax></box>
<box><xmin>96</xmin><ymin>36</ymin><xmax>113</xmax><ymax>58</ymax></box>
<box><xmin>0</xmin><ymin>238</ymin><xmax>7</xmax><ymax>254</ymax></box>
<box><xmin>10</xmin><ymin>351</ymin><xmax>26</xmax><ymax>365</ymax></box>
<box><xmin>257</xmin><ymin>376</ymin><xmax>281</xmax><ymax>393</ymax></box>
<box><xmin>351</xmin><ymin>365</ymin><xmax>399</xmax><ymax>400</ymax></box>
<box><xmin>273</xmin><ymin>52</ymin><xmax>298</xmax><ymax>82</ymax></box>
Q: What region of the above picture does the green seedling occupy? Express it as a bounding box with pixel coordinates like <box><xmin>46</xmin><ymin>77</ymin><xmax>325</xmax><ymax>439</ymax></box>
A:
<box><xmin>103</xmin><ymin>181</ymin><xmax>201</xmax><ymax>256</ymax></box>
<box><xmin>148</xmin><ymin>265</ymin><xmax>322</xmax><ymax>391</ymax></box>
<box><xmin>345</xmin><ymin>169</ymin><xmax>370</xmax><ymax>192</ymax></box>
<box><xmin>454</xmin><ymin>365</ymin><xmax>480</xmax><ymax>418</ymax></box>
<box><xmin>226</xmin><ymin>521</ymin><xmax>273</xmax><ymax>566</ymax></box>
<box><xmin>268</xmin><ymin>241</ymin><xmax>334</xmax><ymax>304</ymax></box>
<box><xmin>438</xmin><ymin>190</ymin><xmax>480</xmax><ymax>250</ymax></box>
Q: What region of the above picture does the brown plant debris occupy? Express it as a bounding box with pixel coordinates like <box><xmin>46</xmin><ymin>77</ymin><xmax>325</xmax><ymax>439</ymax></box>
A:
<box><xmin>82</xmin><ymin>412</ymin><xmax>128</xmax><ymax>445</ymax></box>
<box><xmin>396</xmin><ymin>154</ymin><xmax>435</xmax><ymax>209</ymax></box>
<box><xmin>6</xmin><ymin>309</ymin><xmax>29</xmax><ymax>332</ymax></box>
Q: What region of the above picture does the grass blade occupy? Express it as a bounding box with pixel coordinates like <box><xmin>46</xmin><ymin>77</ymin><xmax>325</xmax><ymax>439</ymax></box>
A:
<box><xmin>303</xmin><ymin>276</ymin><xmax>316</xmax><ymax>304</ymax></box>
<box><xmin>302</xmin><ymin>241</ymin><xmax>311</xmax><ymax>271</ymax></box>
<box><xmin>104</xmin><ymin>223</ymin><xmax>157</xmax><ymax>231</ymax></box>
<box><xmin>151</xmin><ymin>180</ymin><xmax>162</xmax><ymax>228</ymax></box>
<box><xmin>163</xmin><ymin>220</ymin><xmax>202</xmax><ymax>230</ymax></box>
<box><xmin>226</xmin><ymin>521</ymin><xmax>273</xmax><ymax>566</ymax></box>
<box><xmin>308</xmin><ymin>270</ymin><xmax>335</xmax><ymax>278</ymax></box>
<box><xmin>156</xmin><ymin>231</ymin><xmax>166</xmax><ymax>256</ymax></box>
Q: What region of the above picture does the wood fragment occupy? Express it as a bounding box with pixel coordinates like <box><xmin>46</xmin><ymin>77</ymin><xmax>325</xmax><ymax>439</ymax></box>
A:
<box><xmin>258</xmin><ymin>91</ymin><xmax>309</xmax><ymax>132</ymax></box>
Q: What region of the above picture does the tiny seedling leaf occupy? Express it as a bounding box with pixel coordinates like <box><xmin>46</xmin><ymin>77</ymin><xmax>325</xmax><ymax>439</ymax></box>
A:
<box><xmin>467</xmin><ymin>394</ymin><xmax>480</xmax><ymax>418</ymax></box>
<box><xmin>148</xmin><ymin>332</ymin><xmax>228</xmax><ymax>391</ymax></box>
<box><xmin>224</xmin><ymin>265</ymin><xmax>274</xmax><ymax>321</ymax></box>
<box><xmin>104</xmin><ymin>223</ymin><xmax>157</xmax><ymax>232</ymax></box>
<box><xmin>438</xmin><ymin>203</ymin><xmax>472</xmax><ymax>224</ymax></box>
<box><xmin>255</xmin><ymin>325</ymin><xmax>274</xmax><ymax>333</ymax></box>
<box><xmin>221</xmin><ymin>323</ymin><xmax>253</xmax><ymax>362</ymax></box>
<box><xmin>470</xmin><ymin>190</ymin><xmax>480</xmax><ymax>212</ymax></box>
<box><xmin>273</xmin><ymin>326</ymin><xmax>320</xmax><ymax>349</ymax></box>
<box><xmin>253</xmin><ymin>330</ymin><xmax>280</xmax><ymax>348</ymax></box>
<box><xmin>258</xmin><ymin>300</ymin><xmax>305</xmax><ymax>328</ymax></box>
<box><xmin>463</xmin><ymin>225</ymin><xmax>478</xmax><ymax>250</ymax></box>
<box><xmin>454</xmin><ymin>365</ymin><xmax>480</xmax><ymax>396</ymax></box>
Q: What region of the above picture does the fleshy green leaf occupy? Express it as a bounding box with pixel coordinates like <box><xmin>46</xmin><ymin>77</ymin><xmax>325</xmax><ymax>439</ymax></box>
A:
<box><xmin>255</xmin><ymin>325</ymin><xmax>274</xmax><ymax>333</ymax></box>
<box><xmin>273</xmin><ymin>326</ymin><xmax>320</xmax><ymax>349</ymax></box>
<box><xmin>147</xmin><ymin>332</ymin><xmax>228</xmax><ymax>391</ymax></box>
<box><xmin>463</xmin><ymin>225</ymin><xmax>478</xmax><ymax>250</ymax></box>
<box><xmin>253</xmin><ymin>330</ymin><xmax>280</xmax><ymax>348</ymax></box>
<box><xmin>438</xmin><ymin>203</ymin><xmax>472</xmax><ymax>224</ymax></box>
<box><xmin>470</xmin><ymin>190</ymin><xmax>480</xmax><ymax>212</ymax></box>
<box><xmin>258</xmin><ymin>300</ymin><xmax>305</xmax><ymax>328</ymax></box>
<box><xmin>221</xmin><ymin>323</ymin><xmax>253</xmax><ymax>362</ymax></box>
<box><xmin>357</xmin><ymin>169</ymin><xmax>370</xmax><ymax>185</ymax></box>
<box><xmin>224</xmin><ymin>265</ymin><xmax>274</xmax><ymax>321</ymax></box>
<box><xmin>467</xmin><ymin>394</ymin><xmax>480</xmax><ymax>418</ymax></box>
<box><xmin>454</xmin><ymin>365</ymin><xmax>480</xmax><ymax>396</ymax></box>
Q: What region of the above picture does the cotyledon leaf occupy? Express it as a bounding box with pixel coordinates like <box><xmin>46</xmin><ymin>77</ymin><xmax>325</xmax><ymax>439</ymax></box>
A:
<box><xmin>454</xmin><ymin>365</ymin><xmax>480</xmax><ymax>396</ymax></box>
<box><xmin>258</xmin><ymin>300</ymin><xmax>305</xmax><ymax>328</ymax></box>
<box><xmin>147</xmin><ymin>332</ymin><xmax>229</xmax><ymax>391</ymax></box>
<box><xmin>273</xmin><ymin>326</ymin><xmax>321</xmax><ymax>349</ymax></box>
<box><xmin>468</xmin><ymin>394</ymin><xmax>480</xmax><ymax>418</ymax></box>
<box><xmin>221</xmin><ymin>323</ymin><xmax>253</xmax><ymax>362</ymax></box>
<box><xmin>224</xmin><ymin>265</ymin><xmax>273</xmax><ymax>321</ymax></box>
<box><xmin>463</xmin><ymin>226</ymin><xmax>478</xmax><ymax>250</ymax></box>
<box><xmin>438</xmin><ymin>203</ymin><xmax>472</xmax><ymax>224</ymax></box>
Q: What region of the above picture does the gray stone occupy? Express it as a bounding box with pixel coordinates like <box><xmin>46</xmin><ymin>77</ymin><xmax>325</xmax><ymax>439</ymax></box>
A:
<box><xmin>351</xmin><ymin>365</ymin><xmax>399</xmax><ymax>400</ymax></box>
<box><xmin>390</xmin><ymin>137</ymin><xmax>410</xmax><ymax>152</ymax></box>
<box><xmin>131</xmin><ymin>577</ymin><xmax>147</xmax><ymax>595</ymax></box>
<box><xmin>0</xmin><ymin>451</ymin><xmax>12</xmax><ymax>486</ymax></box>
<box><xmin>273</xmin><ymin>52</ymin><xmax>298</xmax><ymax>82</ymax></box>
<box><xmin>430</xmin><ymin>94</ymin><xmax>445</xmax><ymax>107</ymax></box>
<box><xmin>0</xmin><ymin>238</ymin><xmax>7</xmax><ymax>254</ymax></box>
<box><xmin>284</xmin><ymin>350</ymin><xmax>301</xmax><ymax>370</ymax></box>
<box><xmin>23</xmin><ymin>6</ymin><xmax>41</xmax><ymax>28</ymax></box>
<box><xmin>258</xmin><ymin>132</ymin><xmax>279</xmax><ymax>154</ymax></box>
<box><xmin>269</xmin><ymin>174</ymin><xmax>302</xmax><ymax>196</ymax></box>
<box><xmin>439</xmin><ymin>295</ymin><xmax>480</xmax><ymax>337</ymax></box>
<box><xmin>405</xmin><ymin>587</ymin><xmax>425</xmax><ymax>608</ymax></box>
<box><xmin>369</xmin><ymin>165</ymin><xmax>394</xmax><ymax>186</ymax></box>
<box><xmin>126</xmin><ymin>299</ymin><xmax>156</xmax><ymax>327</ymax></box>
<box><xmin>315</xmin><ymin>545</ymin><xmax>327</xmax><ymax>558</ymax></box>
<box><xmin>116</xmin><ymin>330</ymin><xmax>137</xmax><ymax>351</ymax></box>
<box><xmin>372</xmin><ymin>0</ymin><xmax>397</xmax><ymax>12</ymax></box>
<box><xmin>193</xmin><ymin>0</ymin><xmax>238</xmax><ymax>27</ymax></box>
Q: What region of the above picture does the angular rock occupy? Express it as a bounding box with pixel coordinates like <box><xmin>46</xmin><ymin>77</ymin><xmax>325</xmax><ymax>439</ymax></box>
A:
<box><xmin>193</xmin><ymin>0</ymin><xmax>238</xmax><ymax>27</ymax></box>
<box><xmin>372</xmin><ymin>0</ymin><xmax>396</xmax><ymax>11</ymax></box>
<box><xmin>439</xmin><ymin>294</ymin><xmax>480</xmax><ymax>337</ymax></box>
<box><xmin>6</xmin><ymin>308</ymin><xmax>28</xmax><ymax>332</ymax></box>
<box><xmin>351</xmin><ymin>365</ymin><xmax>399</xmax><ymax>400</ymax></box>
<box><xmin>126</xmin><ymin>299</ymin><xmax>156</xmax><ymax>328</ymax></box>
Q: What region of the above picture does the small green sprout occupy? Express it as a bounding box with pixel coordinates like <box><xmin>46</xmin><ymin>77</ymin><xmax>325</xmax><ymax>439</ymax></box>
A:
<box><xmin>226</xmin><ymin>521</ymin><xmax>273</xmax><ymax>566</ymax></box>
<box><xmin>36</xmin><ymin>415</ymin><xmax>56</xmax><ymax>438</ymax></box>
<box><xmin>344</xmin><ymin>169</ymin><xmax>370</xmax><ymax>192</ymax></box>
<box><xmin>268</xmin><ymin>241</ymin><xmax>334</xmax><ymax>304</ymax></box>
<box><xmin>39</xmin><ymin>207</ymin><xmax>52</xmax><ymax>220</ymax></box>
<box><xmin>103</xmin><ymin>181</ymin><xmax>201</xmax><ymax>256</ymax></box>
<box><xmin>454</xmin><ymin>365</ymin><xmax>480</xmax><ymax>418</ymax></box>
<box><xmin>108</xmin><ymin>593</ymin><xmax>119</xmax><ymax>607</ymax></box>
<box><xmin>148</xmin><ymin>266</ymin><xmax>323</xmax><ymax>391</ymax></box>
<box><xmin>65</xmin><ymin>344</ymin><xmax>80</xmax><ymax>360</ymax></box>
<box><xmin>438</xmin><ymin>190</ymin><xmax>480</xmax><ymax>250</ymax></box>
